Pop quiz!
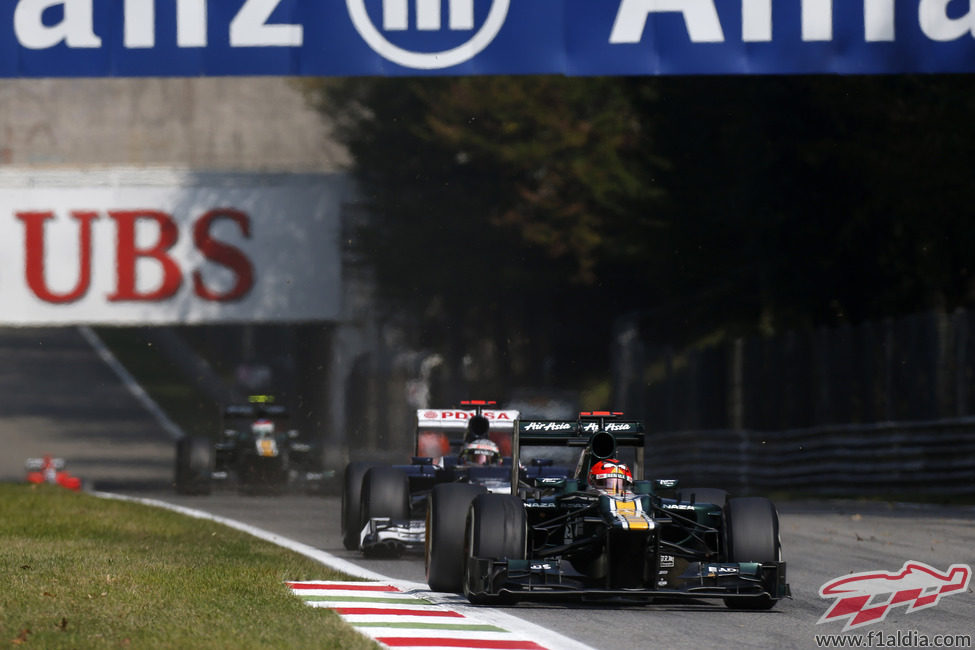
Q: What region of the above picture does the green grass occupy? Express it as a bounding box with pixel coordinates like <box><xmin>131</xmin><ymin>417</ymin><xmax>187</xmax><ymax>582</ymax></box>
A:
<box><xmin>0</xmin><ymin>484</ymin><xmax>377</xmax><ymax>649</ymax></box>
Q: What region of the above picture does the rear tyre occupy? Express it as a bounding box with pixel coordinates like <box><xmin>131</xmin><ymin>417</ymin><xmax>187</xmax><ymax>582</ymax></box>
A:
<box><xmin>174</xmin><ymin>437</ymin><xmax>212</xmax><ymax>495</ymax></box>
<box><xmin>425</xmin><ymin>483</ymin><xmax>486</xmax><ymax>593</ymax></box>
<box><xmin>676</xmin><ymin>488</ymin><xmax>728</xmax><ymax>506</ymax></box>
<box><xmin>723</xmin><ymin>496</ymin><xmax>781</xmax><ymax>610</ymax></box>
<box><xmin>341</xmin><ymin>462</ymin><xmax>380</xmax><ymax>550</ymax></box>
<box><xmin>463</xmin><ymin>494</ymin><xmax>526</xmax><ymax>605</ymax></box>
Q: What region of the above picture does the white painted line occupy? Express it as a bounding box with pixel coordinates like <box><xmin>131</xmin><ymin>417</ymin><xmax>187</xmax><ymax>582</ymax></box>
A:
<box><xmin>288</xmin><ymin>580</ymin><xmax>399</xmax><ymax>588</ymax></box>
<box><xmin>339</xmin><ymin>614</ymin><xmax>500</xmax><ymax>625</ymax></box>
<box><xmin>348</xmin><ymin>628</ymin><xmax>519</xmax><ymax>640</ymax></box>
<box><xmin>294</xmin><ymin>589</ymin><xmax>420</xmax><ymax>599</ymax></box>
<box><xmin>78</xmin><ymin>326</ymin><xmax>185</xmax><ymax>441</ymax></box>
<box><xmin>92</xmin><ymin>491</ymin><xmax>595</xmax><ymax>650</ymax></box>
<box><xmin>92</xmin><ymin>491</ymin><xmax>387</xmax><ymax>580</ymax></box>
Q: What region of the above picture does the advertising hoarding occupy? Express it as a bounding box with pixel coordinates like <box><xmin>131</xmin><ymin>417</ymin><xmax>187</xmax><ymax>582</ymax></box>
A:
<box><xmin>0</xmin><ymin>169</ymin><xmax>346</xmax><ymax>325</ymax></box>
<box><xmin>0</xmin><ymin>1</ymin><xmax>972</xmax><ymax>77</ymax></box>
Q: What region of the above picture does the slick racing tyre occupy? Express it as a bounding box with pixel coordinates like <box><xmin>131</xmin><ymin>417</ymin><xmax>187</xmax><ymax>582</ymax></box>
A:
<box><xmin>174</xmin><ymin>436</ymin><xmax>212</xmax><ymax>496</ymax></box>
<box><xmin>425</xmin><ymin>483</ymin><xmax>486</xmax><ymax>593</ymax></box>
<box><xmin>463</xmin><ymin>493</ymin><xmax>526</xmax><ymax>605</ymax></box>
<box><xmin>676</xmin><ymin>488</ymin><xmax>728</xmax><ymax>506</ymax></box>
<box><xmin>341</xmin><ymin>462</ymin><xmax>380</xmax><ymax>550</ymax></box>
<box><xmin>359</xmin><ymin>467</ymin><xmax>410</xmax><ymax>546</ymax></box>
<box><xmin>723</xmin><ymin>496</ymin><xmax>781</xmax><ymax>610</ymax></box>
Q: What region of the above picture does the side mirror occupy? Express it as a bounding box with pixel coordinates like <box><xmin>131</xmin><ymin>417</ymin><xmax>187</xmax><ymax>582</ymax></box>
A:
<box><xmin>654</xmin><ymin>478</ymin><xmax>679</xmax><ymax>491</ymax></box>
<box><xmin>633</xmin><ymin>480</ymin><xmax>653</xmax><ymax>495</ymax></box>
<box><xmin>534</xmin><ymin>476</ymin><xmax>565</xmax><ymax>489</ymax></box>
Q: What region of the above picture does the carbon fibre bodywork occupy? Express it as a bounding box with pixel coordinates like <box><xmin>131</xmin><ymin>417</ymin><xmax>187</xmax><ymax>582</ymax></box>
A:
<box><xmin>359</xmin><ymin>457</ymin><xmax>568</xmax><ymax>554</ymax></box>
<box><xmin>460</xmin><ymin>413</ymin><xmax>791</xmax><ymax>607</ymax></box>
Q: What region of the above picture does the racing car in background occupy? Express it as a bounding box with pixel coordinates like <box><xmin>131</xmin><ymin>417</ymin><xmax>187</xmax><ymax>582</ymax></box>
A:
<box><xmin>341</xmin><ymin>401</ymin><xmax>571</xmax><ymax>556</ymax></box>
<box><xmin>427</xmin><ymin>411</ymin><xmax>790</xmax><ymax>609</ymax></box>
<box><xmin>26</xmin><ymin>456</ymin><xmax>82</xmax><ymax>491</ymax></box>
<box><xmin>174</xmin><ymin>395</ymin><xmax>327</xmax><ymax>495</ymax></box>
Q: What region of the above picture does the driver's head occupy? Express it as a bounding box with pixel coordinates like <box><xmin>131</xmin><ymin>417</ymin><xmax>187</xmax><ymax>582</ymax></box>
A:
<box><xmin>251</xmin><ymin>418</ymin><xmax>275</xmax><ymax>437</ymax></box>
<box><xmin>459</xmin><ymin>438</ymin><xmax>502</xmax><ymax>466</ymax></box>
<box><xmin>588</xmin><ymin>459</ymin><xmax>633</xmax><ymax>495</ymax></box>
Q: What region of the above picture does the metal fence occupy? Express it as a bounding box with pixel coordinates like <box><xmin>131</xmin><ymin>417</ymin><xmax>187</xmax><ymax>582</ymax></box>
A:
<box><xmin>614</xmin><ymin>308</ymin><xmax>975</xmax><ymax>495</ymax></box>
<box><xmin>615</xmin><ymin>309</ymin><xmax>975</xmax><ymax>432</ymax></box>
<box><xmin>645</xmin><ymin>417</ymin><xmax>975</xmax><ymax>496</ymax></box>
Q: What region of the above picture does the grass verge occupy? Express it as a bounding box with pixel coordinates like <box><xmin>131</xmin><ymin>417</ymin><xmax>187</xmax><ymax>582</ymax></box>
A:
<box><xmin>0</xmin><ymin>484</ymin><xmax>377</xmax><ymax>649</ymax></box>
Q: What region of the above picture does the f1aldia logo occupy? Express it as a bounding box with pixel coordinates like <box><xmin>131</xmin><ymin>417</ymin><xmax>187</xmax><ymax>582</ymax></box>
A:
<box><xmin>818</xmin><ymin>561</ymin><xmax>971</xmax><ymax>631</ymax></box>
<box><xmin>346</xmin><ymin>0</ymin><xmax>510</xmax><ymax>70</ymax></box>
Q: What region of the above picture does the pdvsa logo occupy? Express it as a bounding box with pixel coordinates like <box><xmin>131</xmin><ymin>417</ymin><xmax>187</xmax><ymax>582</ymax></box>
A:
<box><xmin>346</xmin><ymin>0</ymin><xmax>510</xmax><ymax>70</ymax></box>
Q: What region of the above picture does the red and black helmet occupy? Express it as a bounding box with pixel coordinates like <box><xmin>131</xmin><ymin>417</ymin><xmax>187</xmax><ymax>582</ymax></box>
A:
<box><xmin>588</xmin><ymin>459</ymin><xmax>633</xmax><ymax>494</ymax></box>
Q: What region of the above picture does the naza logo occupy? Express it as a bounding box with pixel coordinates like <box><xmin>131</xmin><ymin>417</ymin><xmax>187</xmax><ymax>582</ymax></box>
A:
<box><xmin>346</xmin><ymin>0</ymin><xmax>510</xmax><ymax>69</ymax></box>
<box><xmin>818</xmin><ymin>561</ymin><xmax>971</xmax><ymax>631</ymax></box>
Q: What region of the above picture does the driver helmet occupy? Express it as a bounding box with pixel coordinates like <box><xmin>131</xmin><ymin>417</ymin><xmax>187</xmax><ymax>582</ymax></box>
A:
<box><xmin>459</xmin><ymin>438</ymin><xmax>502</xmax><ymax>466</ymax></box>
<box><xmin>251</xmin><ymin>418</ymin><xmax>275</xmax><ymax>438</ymax></box>
<box><xmin>588</xmin><ymin>459</ymin><xmax>633</xmax><ymax>495</ymax></box>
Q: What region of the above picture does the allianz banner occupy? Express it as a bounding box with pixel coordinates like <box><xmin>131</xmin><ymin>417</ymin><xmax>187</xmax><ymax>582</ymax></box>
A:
<box><xmin>0</xmin><ymin>169</ymin><xmax>346</xmax><ymax>325</ymax></box>
<box><xmin>3</xmin><ymin>1</ymin><xmax>975</xmax><ymax>78</ymax></box>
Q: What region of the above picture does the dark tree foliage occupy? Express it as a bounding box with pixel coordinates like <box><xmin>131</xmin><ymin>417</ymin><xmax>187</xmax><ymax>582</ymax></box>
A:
<box><xmin>305</xmin><ymin>74</ymin><xmax>975</xmax><ymax>389</ymax></box>
<box><xmin>652</xmin><ymin>75</ymin><xmax>975</xmax><ymax>339</ymax></box>
<box><xmin>307</xmin><ymin>77</ymin><xmax>666</xmax><ymax>387</ymax></box>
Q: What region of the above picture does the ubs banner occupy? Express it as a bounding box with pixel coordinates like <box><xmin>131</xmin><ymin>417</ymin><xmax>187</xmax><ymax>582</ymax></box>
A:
<box><xmin>0</xmin><ymin>170</ymin><xmax>346</xmax><ymax>325</ymax></box>
<box><xmin>1</xmin><ymin>0</ymin><xmax>974</xmax><ymax>77</ymax></box>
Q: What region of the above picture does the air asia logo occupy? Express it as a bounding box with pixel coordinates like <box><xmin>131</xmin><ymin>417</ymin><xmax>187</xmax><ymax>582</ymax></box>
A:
<box><xmin>818</xmin><ymin>561</ymin><xmax>971</xmax><ymax>631</ymax></box>
<box><xmin>524</xmin><ymin>422</ymin><xmax>572</xmax><ymax>431</ymax></box>
<box><xmin>346</xmin><ymin>0</ymin><xmax>510</xmax><ymax>70</ymax></box>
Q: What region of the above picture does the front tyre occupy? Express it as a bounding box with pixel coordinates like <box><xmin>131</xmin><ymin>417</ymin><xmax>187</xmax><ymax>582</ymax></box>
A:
<box><xmin>174</xmin><ymin>437</ymin><xmax>212</xmax><ymax>495</ymax></box>
<box><xmin>426</xmin><ymin>483</ymin><xmax>486</xmax><ymax>593</ymax></box>
<box><xmin>360</xmin><ymin>468</ymin><xmax>409</xmax><ymax>522</ymax></box>
<box><xmin>463</xmin><ymin>494</ymin><xmax>526</xmax><ymax>605</ymax></box>
<box><xmin>723</xmin><ymin>496</ymin><xmax>781</xmax><ymax>610</ymax></box>
<box><xmin>341</xmin><ymin>462</ymin><xmax>380</xmax><ymax>550</ymax></box>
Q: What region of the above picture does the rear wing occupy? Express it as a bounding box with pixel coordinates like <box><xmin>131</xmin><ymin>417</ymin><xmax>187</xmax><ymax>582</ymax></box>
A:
<box><xmin>224</xmin><ymin>404</ymin><xmax>289</xmax><ymax>419</ymax></box>
<box><xmin>25</xmin><ymin>457</ymin><xmax>65</xmax><ymax>471</ymax></box>
<box><xmin>415</xmin><ymin>407</ymin><xmax>519</xmax><ymax>457</ymax></box>
<box><xmin>511</xmin><ymin>413</ymin><xmax>646</xmax><ymax>489</ymax></box>
<box><xmin>516</xmin><ymin>418</ymin><xmax>645</xmax><ymax>446</ymax></box>
<box><xmin>416</xmin><ymin>408</ymin><xmax>519</xmax><ymax>430</ymax></box>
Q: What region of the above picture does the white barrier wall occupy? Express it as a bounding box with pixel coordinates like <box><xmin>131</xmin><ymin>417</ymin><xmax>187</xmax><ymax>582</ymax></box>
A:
<box><xmin>0</xmin><ymin>168</ymin><xmax>347</xmax><ymax>325</ymax></box>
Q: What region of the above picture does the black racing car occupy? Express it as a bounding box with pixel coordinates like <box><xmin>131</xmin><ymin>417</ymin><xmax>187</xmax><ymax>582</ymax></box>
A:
<box><xmin>426</xmin><ymin>411</ymin><xmax>791</xmax><ymax>609</ymax></box>
<box><xmin>174</xmin><ymin>395</ymin><xmax>327</xmax><ymax>495</ymax></box>
<box><xmin>342</xmin><ymin>400</ymin><xmax>571</xmax><ymax>556</ymax></box>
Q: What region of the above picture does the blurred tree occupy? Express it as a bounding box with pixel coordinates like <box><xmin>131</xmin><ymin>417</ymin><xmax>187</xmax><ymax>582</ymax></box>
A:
<box><xmin>304</xmin><ymin>76</ymin><xmax>670</xmax><ymax>389</ymax></box>
<box><xmin>649</xmin><ymin>75</ymin><xmax>975</xmax><ymax>340</ymax></box>
<box><xmin>302</xmin><ymin>74</ymin><xmax>975</xmax><ymax>391</ymax></box>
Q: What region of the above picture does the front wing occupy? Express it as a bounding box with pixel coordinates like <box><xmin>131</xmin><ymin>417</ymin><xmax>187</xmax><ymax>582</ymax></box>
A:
<box><xmin>360</xmin><ymin>517</ymin><xmax>426</xmax><ymax>553</ymax></box>
<box><xmin>465</xmin><ymin>557</ymin><xmax>791</xmax><ymax>604</ymax></box>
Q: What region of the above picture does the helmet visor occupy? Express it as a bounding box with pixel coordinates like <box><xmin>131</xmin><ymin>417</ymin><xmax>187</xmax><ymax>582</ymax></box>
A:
<box><xmin>597</xmin><ymin>476</ymin><xmax>626</xmax><ymax>492</ymax></box>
